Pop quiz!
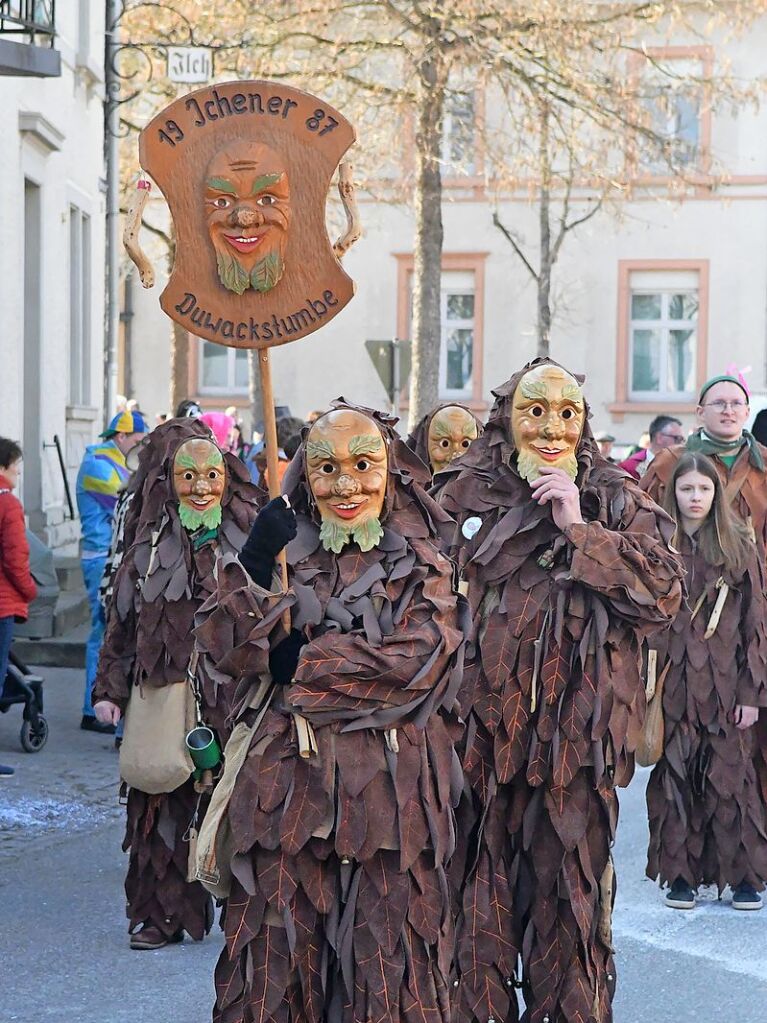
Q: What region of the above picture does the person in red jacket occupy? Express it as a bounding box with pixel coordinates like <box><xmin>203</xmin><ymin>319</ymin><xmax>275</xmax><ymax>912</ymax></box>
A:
<box><xmin>0</xmin><ymin>438</ymin><xmax>37</xmax><ymax>778</ymax></box>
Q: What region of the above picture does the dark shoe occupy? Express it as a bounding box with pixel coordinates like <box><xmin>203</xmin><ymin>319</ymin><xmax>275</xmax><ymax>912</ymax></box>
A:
<box><xmin>732</xmin><ymin>883</ymin><xmax>763</xmax><ymax>911</ymax></box>
<box><xmin>666</xmin><ymin>877</ymin><xmax>696</xmax><ymax>910</ymax></box>
<box><xmin>80</xmin><ymin>715</ymin><xmax>116</xmax><ymax>735</ymax></box>
<box><xmin>129</xmin><ymin>925</ymin><xmax>184</xmax><ymax>950</ymax></box>
<box><xmin>0</xmin><ymin>764</ymin><xmax>15</xmax><ymax>777</ymax></box>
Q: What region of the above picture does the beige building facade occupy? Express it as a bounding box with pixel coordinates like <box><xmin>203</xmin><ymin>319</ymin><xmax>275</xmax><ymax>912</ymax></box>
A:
<box><xmin>125</xmin><ymin>27</ymin><xmax>767</xmax><ymax>447</ymax></box>
<box><xmin>0</xmin><ymin>2</ymin><xmax>106</xmax><ymax>550</ymax></box>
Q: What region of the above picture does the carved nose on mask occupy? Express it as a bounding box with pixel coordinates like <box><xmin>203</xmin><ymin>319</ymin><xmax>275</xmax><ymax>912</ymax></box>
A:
<box><xmin>543</xmin><ymin>418</ymin><xmax>565</xmax><ymax>439</ymax></box>
<box><xmin>333</xmin><ymin>474</ymin><xmax>361</xmax><ymax>497</ymax></box>
<box><xmin>231</xmin><ymin>206</ymin><xmax>261</xmax><ymax>228</ymax></box>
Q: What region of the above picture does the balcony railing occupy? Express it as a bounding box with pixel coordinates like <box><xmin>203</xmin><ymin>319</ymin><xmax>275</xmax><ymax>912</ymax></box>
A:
<box><xmin>0</xmin><ymin>1</ymin><xmax>56</xmax><ymax>46</ymax></box>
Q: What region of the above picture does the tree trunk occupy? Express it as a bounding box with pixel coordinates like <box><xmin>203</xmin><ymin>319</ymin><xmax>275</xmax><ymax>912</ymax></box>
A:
<box><xmin>537</xmin><ymin>104</ymin><xmax>552</xmax><ymax>358</ymax></box>
<box><xmin>538</xmin><ymin>192</ymin><xmax>552</xmax><ymax>358</ymax></box>
<box><xmin>169</xmin><ymin>321</ymin><xmax>190</xmax><ymax>414</ymax></box>
<box><xmin>248</xmin><ymin>349</ymin><xmax>265</xmax><ymax>439</ymax></box>
<box><xmin>409</xmin><ymin>50</ymin><xmax>446</xmax><ymax>431</ymax></box>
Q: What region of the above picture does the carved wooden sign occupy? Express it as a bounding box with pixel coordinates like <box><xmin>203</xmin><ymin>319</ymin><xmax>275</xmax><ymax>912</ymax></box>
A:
<box><xmin>137</xmin><ymin>81</ymin><xmax>356</xmax><ymax>350</ymax></box>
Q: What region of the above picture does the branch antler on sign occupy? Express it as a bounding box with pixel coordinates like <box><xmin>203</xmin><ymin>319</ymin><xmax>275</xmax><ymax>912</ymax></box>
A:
<box><xmin>333</xmin><ymin>162</ymin><xmax>362</xmax><ymax>260</ymax></box>
<box><xmin>124</xmin><ymin>177</ymin><xmax>155</xmax><ymax>288</ymax></box>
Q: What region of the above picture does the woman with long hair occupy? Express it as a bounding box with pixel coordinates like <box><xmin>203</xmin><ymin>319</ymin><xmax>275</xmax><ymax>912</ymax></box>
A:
<box><xmin>647</xmin><ymin>451</ymin><xmax>767</xmax><ymax>910</ymax></box>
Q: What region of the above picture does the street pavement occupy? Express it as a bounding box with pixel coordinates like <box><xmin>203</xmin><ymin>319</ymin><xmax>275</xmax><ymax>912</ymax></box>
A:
<box><xmin>1</xmin><ymin>666</ymin><xmax>766</xmax><ymax>1022</ymax></box>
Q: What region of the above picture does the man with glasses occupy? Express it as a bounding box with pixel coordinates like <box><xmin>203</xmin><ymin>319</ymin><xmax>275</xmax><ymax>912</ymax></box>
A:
<box><xmin>641</xmin><ymin>375</ymin><xmax>767</xmax><ymax>548</ymax></box>
<box><xmin>619</xmin><ymin>415</ymin><xmax>685</xmax><ymax>480</ymax></box>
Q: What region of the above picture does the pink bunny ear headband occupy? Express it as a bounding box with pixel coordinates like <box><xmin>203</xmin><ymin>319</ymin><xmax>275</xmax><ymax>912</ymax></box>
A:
<box><xmin>699</xmin><ymin>366</ymin><xmax>751</xmax><ymax>403</ymax></box>
<box><xmin>724</xmin><ymin>363</ymin><xmax>752</xmax><ymax>397</ymax></box>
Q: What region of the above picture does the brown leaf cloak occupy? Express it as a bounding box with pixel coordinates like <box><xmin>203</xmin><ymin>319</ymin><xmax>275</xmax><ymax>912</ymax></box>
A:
<box><xmin>437</xmin><ymin>359</ymin><xmax>683</xmax><ymax>1023</ymax></box>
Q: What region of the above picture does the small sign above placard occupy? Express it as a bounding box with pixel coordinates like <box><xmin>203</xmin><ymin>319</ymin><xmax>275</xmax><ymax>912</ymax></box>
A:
<box><xmin>167</xmin><ymin>47</ymin><xmax>213</xmax><ymax>84</ymax></box>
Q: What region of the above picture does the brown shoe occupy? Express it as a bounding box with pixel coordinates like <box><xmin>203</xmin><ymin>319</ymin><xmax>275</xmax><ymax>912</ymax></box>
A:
<box><xmin>129</xmin><ymin>925</ymin><xmax>184</xmax><ymax>950</ymax></box>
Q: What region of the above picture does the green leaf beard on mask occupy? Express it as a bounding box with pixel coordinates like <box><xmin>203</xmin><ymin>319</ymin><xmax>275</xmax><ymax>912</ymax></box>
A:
<box><xmin>318</xmin><ymin>515</ymin><xmax>384</xmax><ymax>554</ymax></box>
<box><xmin>216</xmin><ymin>250</ymin><xmax>250</xmax><ymax>295</ymax></box>
<box><xmin>179</xmin><ymin>501</ymin><xmax>223</xmax><ymax>532</ymax></box>
<box><xmin>251</xmin><ymin>250</ymin><xmax>282</xmax><ymax>293</ymax></box>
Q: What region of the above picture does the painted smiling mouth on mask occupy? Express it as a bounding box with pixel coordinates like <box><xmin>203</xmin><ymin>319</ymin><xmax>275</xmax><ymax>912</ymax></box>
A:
<box><xmin>223</xmin><ymin>233</ymin><xmax>266</xmax><ymax>254</ymax></box>
<box><xmin>532</xmin><ymin>445</ymin><xmax>567</xmax><ymax>460</ymax></box>
<box><xmin>331</xmin><ymin>500</ymin><xmax>367</xmax><ymax>520</ymax></box>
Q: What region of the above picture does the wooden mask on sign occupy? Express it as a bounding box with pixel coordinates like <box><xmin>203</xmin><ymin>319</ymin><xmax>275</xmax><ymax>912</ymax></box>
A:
<box><xmin>133</xmin><ymin>81</ymin><xmax>357</xmax><ymax>350</ymax></box>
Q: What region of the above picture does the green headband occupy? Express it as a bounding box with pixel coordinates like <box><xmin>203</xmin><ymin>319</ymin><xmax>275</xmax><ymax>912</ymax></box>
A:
<box><xmin>699</xmin><ymin>375</ymin><xmax>749</xmax><ymax>404</ymax></box>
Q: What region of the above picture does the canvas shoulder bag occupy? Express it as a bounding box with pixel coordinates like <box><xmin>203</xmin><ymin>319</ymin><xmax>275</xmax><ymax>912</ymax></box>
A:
<box><xmin>195</xmin><ymin>679</ymin><xmax>275</xmax><ymax>897</ymax></box>
<box><xmin>118</xmin><ymin>528</ymin><xmax>197</xmax><ymax>794</ymax></box>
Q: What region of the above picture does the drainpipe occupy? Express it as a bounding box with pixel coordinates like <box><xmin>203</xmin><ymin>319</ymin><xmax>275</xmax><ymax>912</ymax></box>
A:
<box><xmin>121</xmin><ymin>272</ymin><xmax>134</xmax><ymax>398</ymax></box>
<box><xmin>103</xmin><ymin>0</ymin><xmax>121</xmax><ymax>421</ymax></box>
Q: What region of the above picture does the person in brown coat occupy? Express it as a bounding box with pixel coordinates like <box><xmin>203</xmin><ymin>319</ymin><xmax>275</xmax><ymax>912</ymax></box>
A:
<box><xmin>194</xmin><ymin>401</ymin><xmax>468</xmax><ymax>1023</ymax></box>
<box><xmin>646</xmin><ymin>451</ymin><xmax>767</xmax><ymax>911</ymax></box>
<box><xmin>92</xmin><ymin>418</ymin><xmax>260</xmax><ymax>950</ymax></box>
<box><xmin>437</xmin><ymin>358</ymin><xmax>683</xmax><ymax>1023</ymax></box>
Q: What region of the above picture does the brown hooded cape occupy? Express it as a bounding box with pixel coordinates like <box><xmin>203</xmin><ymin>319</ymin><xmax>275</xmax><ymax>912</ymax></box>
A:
<box><xmin>646</xmin><ymin>531</ymin><xmax>767</xmax><ymax>892</ymax></box>
<box><xmin>437</xmin><ymin>359</ymin><xmax>683</xmax><ymax>1023</ymax></box>
<box><xmin>194</xmin><ymin>400</ymin><xmax>468</xmax><ymax>1023</ymax></box>
<box><xmin>93</xmin><ymin>417</ymin><xmax>260</xmax><ymax>940</ymax></box>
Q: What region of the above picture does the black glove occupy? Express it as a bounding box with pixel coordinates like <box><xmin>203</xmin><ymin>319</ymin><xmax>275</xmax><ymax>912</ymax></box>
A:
<box><xmin>240</xmin><ymin>497</ymin><xmax>297</xmax><ymax>588</ymax></box>
<box><xmin>269</xmin><ymin>629</ymin><xmax>306</xmax><ymax>685</ymax></box>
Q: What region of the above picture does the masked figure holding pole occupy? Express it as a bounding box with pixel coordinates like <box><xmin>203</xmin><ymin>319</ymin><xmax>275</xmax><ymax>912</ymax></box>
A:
<box><xmin>194</xmin><ymin>401</ymin><xmax>468</xmax><ymax>1023</ymax></box>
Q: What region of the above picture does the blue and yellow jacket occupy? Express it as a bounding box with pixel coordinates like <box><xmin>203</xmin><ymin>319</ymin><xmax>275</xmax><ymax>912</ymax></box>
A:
<box><xmin>76</xmin><ymin>441</ymin><xmax>129</xmax><ymax>556</ymax></box>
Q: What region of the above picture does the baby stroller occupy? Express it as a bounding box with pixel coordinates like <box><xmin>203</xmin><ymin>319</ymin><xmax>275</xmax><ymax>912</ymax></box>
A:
<box><xmin>0</xmin><ymin>649</ymin><xmax>48</xmax><ymax>752</ymax></box>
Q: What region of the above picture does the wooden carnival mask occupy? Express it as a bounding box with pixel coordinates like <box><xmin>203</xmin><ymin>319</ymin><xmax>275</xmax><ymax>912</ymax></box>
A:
<box><xmin>133</xmin><ymin>81</ymin><xmax>357</xmax><ymax>349</ymax></box>
<box><xmin>205</xmin><ymin>140</ymin><xmax>291</xmax><ymax>295</ymax></box>
<box><xmin>427</xmin><ymin>405</ymin><xmax>479</xmax><ymax>473</ymax></box>
<box><xmin>172</xmin><ymin>438</ymin><xmax>226</xmax><ymax>532</ymax></box>
<box><xmin>306</xmin><ymin>409</ymin><xmax>388</xmax><ymax>553</ymax></box>
<box><xmin>511</xmin><ymin>364</ymin><xmax>585</xmax><ymax>484</ymax></box>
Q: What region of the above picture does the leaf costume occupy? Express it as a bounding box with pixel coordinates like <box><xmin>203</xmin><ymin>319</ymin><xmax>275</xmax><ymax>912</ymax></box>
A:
<box><xmin>93</xmin><ymin>418</ymin><xmax>260</xmax><ymax>942</ymax></box>
<box><xmin>437</xmin><ymin>360</ymin><xmax>683</xmax><ymax>1023</ymax></box>
<box><xmin>646</xmin><ymin>532</ymin><xmax>767</xmax><ymax>892</ymax></box>
<box><xmin>641</xmin><ymin>436</ymin><xmax>767</xmax><ymax>873</ymax></box>
<box><xmin>194</xmin><ymin>403</ymin><xmax>468</xmax><ymax>1023</ymax></box>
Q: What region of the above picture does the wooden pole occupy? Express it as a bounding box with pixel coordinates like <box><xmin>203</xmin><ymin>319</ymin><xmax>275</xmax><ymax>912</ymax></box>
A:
<box><xmin>257</xmin><ymin>349</ymin><xmax>291</xmax><ymax>627</ymax></box>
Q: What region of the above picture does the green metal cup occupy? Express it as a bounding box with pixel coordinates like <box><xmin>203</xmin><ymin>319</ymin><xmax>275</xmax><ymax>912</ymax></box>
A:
<box><xmin>185</xmin><ymin>725</ymin><xmax>222</xmax><ymax>770</ymax></box>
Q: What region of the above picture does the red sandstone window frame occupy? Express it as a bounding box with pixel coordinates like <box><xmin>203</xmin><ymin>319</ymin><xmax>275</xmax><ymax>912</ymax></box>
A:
<box><xmin>609</xmin><ymin>258</ymin><xmax>709</xmax><ymax>419</ymax></box>
<box><xmin>394</xmin><ymin>252</ymin><xmax>488</xmax><ymax>412</ymax></box>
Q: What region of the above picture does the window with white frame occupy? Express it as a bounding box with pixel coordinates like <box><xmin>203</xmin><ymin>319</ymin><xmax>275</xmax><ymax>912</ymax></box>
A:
<box><xmin>439</xmin><ymin>271</ymin><xmax>475</xmax><ymax>397</ymax></box>
<box><xmin>441</xmin><ymin>90</ymin><xmax>476</xmax><ymax>176</ymax></box>
<box><xmin>68</xmin><ymin>205</ymin><xmax>91</xmax><ymax>406</ymax></box>
<box><xmin>640</xmin><ymin>58</ymin><xmax>704</xmax><ymax>173</ymax></box>
<box><xmin>199</xmin><ymin>341</ymin><xmax>249</xmax><ymax>393</ymax></box>
<box><xmin>629</xmin><ymin>271</ymin><xmax>699</xmax><ymax>400</ymax></box>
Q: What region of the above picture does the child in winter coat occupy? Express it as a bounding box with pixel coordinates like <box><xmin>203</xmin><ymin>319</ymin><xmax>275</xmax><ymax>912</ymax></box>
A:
<box><xmin>0</xmin><ymin>438</ymin><xmax>37</xmax><ymax>777</ymax></box>
<box><xmin>646</xmin><ymin>451</ymin><xmax>767</xmax><ymax>910</ymax></box>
